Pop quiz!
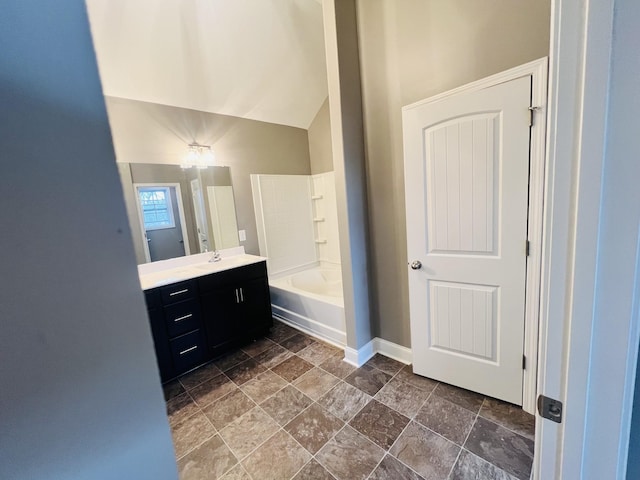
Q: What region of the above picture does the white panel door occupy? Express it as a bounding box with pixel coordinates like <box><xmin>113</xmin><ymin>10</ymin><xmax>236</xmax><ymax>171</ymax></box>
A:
<box><xmin>403</xmin><ymin>76</ymin><xmax>531</xmax><ymax>405</ymax></box>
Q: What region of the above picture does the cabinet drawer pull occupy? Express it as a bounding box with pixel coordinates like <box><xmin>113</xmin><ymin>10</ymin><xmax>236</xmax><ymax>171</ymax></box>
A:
<box><xmin>179</xmin><ymin>345</ymin><xmax>198</xmax><ymax>356</ymax></box>
<box><xmin>169</xmin><ymin>288</ymin><xmax>189</xmax><ymax>297</ymax></box>
<box><xmin>240</xmin><ymin>287</ymin><xmax>244</xmax><ymax>302</ymax></box>
<box><xmin>235</xmin><ymin>288</ymin><xmax>239</xmax><ymax>303</ymax></box>
<box><xmin>173</xmin><ymin>313</ymin><xmax>193</xmax><ymax>323</ymax></box>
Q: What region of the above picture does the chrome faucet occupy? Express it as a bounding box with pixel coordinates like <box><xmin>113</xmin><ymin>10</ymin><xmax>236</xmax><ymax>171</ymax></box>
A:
<box><xmin>208</xmin><ymin>250</ymin><xmax>222</xmax><ymax>263</ymax></box>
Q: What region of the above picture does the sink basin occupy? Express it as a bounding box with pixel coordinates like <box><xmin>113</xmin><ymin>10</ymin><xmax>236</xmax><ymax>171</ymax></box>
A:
<box><xmin>192</xmin><ymin>255</ymin><xmax>251</xmax><ymax>273</ymax></box>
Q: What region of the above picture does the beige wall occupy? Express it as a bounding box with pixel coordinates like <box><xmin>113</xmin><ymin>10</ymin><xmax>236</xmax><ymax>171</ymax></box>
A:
<box><xmin>308</xmin><ymin>97</ymin><xmax>334</xmax><ymax>174</ymax></box>
<box><xmin>356</xmin><ymin>0</ymin><xmax>551</xmax><ymax>346</ymax></box>
<box><xmin>105</xmin><ymin>96</ymin><xmax>311</xmax><ymax>257</ymax></box>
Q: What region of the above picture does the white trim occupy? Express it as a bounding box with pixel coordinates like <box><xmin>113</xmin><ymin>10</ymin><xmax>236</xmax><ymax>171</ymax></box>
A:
<box><xmin>344</xmin><ymin>339</ymin><xmax>375</xmax><ymax>367</ymax></box>
<box><xmin>372</xmin><ymin>338</ymin><xmax>412</xmax><ymax>365</ymax></box>
<box><xmin>342</xmin><ymin>337</ymin><xmax>412</xmax><ymax>368</ymax></box>
<box><xmin>133</xmin><ymin>182</ymin><xmax>191</xmax><ymax>262</ymax></box>
<box><xmin>271</xmin><ymin>309</ymin><xmax>347</xmax><ymax>347</ymax></box>
<box><xmin>402</xmin><ymin>58</ymin><xmax>548</xmax><ymax>414</ymax></box>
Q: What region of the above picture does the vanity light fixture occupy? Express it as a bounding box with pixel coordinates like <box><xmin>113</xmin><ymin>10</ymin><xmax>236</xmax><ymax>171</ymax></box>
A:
<box><xmin>181</xmin><ymin>143</ymin><xmax>215</xmax><ymax>169</ymax></box>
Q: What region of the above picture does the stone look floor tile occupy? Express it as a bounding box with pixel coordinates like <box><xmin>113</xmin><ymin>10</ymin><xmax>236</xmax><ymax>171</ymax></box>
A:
<box><xmin>297</xmin><ymin>342</ymin><xmax>341</xmax><ymax>365</ymax></box>
<box><xmin>170</xmin><ymin>411</ymin><xmax>216</xmax><ymax>459</ymax></box>
<box><xmin>202</xmin><ymin>388</ymin><xmax>256</xmax><ymax>430</ymax></box>
<box><xmin>178</xmin><ymin>361</ymin><xmax>222</xmax><ymax>390</ymax></box>
<box><xmin>162</xmin><ymin>326</ymin><xmax>534</xmax><ymax>480</ymax></box>
<box><xmin>394</xmin><ymin>366</ymin><xmax>439</xmax><ymax>393</ymax></box>
<box><xmin>179</xmin><ymin>363</ymin><xmax>221</xmax><ymax>391</ymax></box>
<box><xmin>432</xmin><ymin>382</ymin><xmax>485</xmax><ymax>413</ymax></box>
<box><xmin>220</xmin><ymin>464</ymin><xmax>252</xmax><ymax>480</ymax></box>
<box><xmin>240</xmin><ymin>337</ymin><xmax>276</xmax><ymax>357</ymax></box>
<box><xmin>285</xmin><ymin>403</ymin><xmax>344</xmax><ymax>454</ymax></box>
<box><xmin>389</xmin><ymin>421</ymin><xmax>460</xmax><ymax>480</ymax></box>
<box><xmin>189</xmin><ymin>374</ymin><xmax>236</xmax><ymax>407</ymax></box>
<box><xmin>166</xmin><ymin>392</ymin><xmax>200</xmax><ymax>426</ymax></box>
<box><xmin>345</xmin><ymin>365</ymin><xmax>392</xmax><ymax>396</ymax></box>
<box><xmin>177</xmin><ymin>434</ymin><xmax>237</xmax><ymax>480</ymax></box>
<box><xmin>268</xmin><ymin>322</ymin><xmax>298</xmax><ymax>343</ymax></box>
<box><xmin>271</xmin><ymin>355</ymin><xmax>314</xmax><ymax>382</ymax></box>
<box><xmin>293</xmin><ymin>367</ymin><xmax>340</xmax><ymax>401</ymax></box>
<box><xmin>319</xmin><ymin>355</ymin><xmax>356</xmax><ymax>379</ymax></box>
<box><xmin>163</xmin><ymin>380</ymin><xmax>186</xmax><ymax>401</ymax></box>
<box><xmin>224</xmin><ymin>358</ymin><xmax>266</xmax><ymax>386</ymax></box>
<box><xmin>242</xmin><ymin>430</ymin><xmax>312</xmax><ymax>479</ymax></box>
<box><xmin>317</xmin><ymin>381</ymin><xmax>371</xmax><ymax>422</ymax></box>
<box><xmin>214</xmin><ymin>350</ymin><xmax>251</xmax><ymax>372</ymax></box>
<box><xmin>374</xmin><ymin>377</ymin><xmax>431</xmax><ymax>418</ymax></box>
<box><xmin>365</xmin><ymin>354</ymin><xmax>405</xmax><ymax>376</ymax></box>
<box><xmin>260</xmin><ymin>385</ymin><xmax>314</xmax><ymax>426</ymax></box>
<box><xmin>219</xmin><ymin>407</ymin><xmax>280</xmax><ymax>460</ymax></box>
<box><xmin>369</xmin><ymin>454</ymin><xmax>425</xmax><ymax>480</ymax></box>
<box><xmin>280</xmin><ymin>333</ymin><xmax>316</xmax><ymax>353</ymax></box>
<box><xmin>240</xmin><ymin>370</ymin><xmax>288</xmax><ymax>404</ymax></box>
<box><xmin>450</xmin><ymin>450</ymin><xmax>518</xmax><ymax>480</ymax></box>
<box><xmin>316</xmin><ymin>426</ymin><xmax>385</xmax><ymax>480</ymax></box>
<box><xmin>253</xmin><ymin>344</ymin><xmax>294</xmax><ymax>369</ymax></box>
<box><xmin>464</xmin><ymin>417</ymin><xmax>534</xmax><ymax>480</ymax></box>
<box><xmin>479</xmin><ymin>398</ymin><xmax>536</xmax><ymax>440</ymax></box>
<box><xmin>349</xmin><ymin>400</ymin><xmax>409</xmax><ymax>450</ymax></box>
<box><xmin>292</xmin><ymin>459</ymin><xmax>337</xmax><ymax>480</ymax></box>
<box><xmin>414</xmin><ymin>395</ymin><xmax>476</xmax><ymax>445</ymax></box>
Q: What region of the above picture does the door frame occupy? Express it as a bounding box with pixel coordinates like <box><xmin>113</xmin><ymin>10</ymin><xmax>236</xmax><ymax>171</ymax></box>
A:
<box><xmin>402</xmin><ymin>57</ymin><xmax>548</xmax><ymax>414</ymax></box>
<box><xmin>133</xmin><ymin>182</ymin><xmax>191</xmax><ymax>263</ymax></box>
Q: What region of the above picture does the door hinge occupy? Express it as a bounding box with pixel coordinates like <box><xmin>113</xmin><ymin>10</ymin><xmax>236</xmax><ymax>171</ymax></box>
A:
<box><xmin>528</xmin><ymin>106</ymin><xmax>541</xmax><ymax>127</ymax></box>
<box><xmin>537</xmin><ymin>395</ymin><xmax>563</xmax><ymax>423</ymax></box>
<box><xmin>522</xmin><ymin>354</ymin><xmax>526</xmax><ymax>370</ymax></box>
<box><xmin>525</xmin><ymin>240</ymin><xmax>530</xmax><ymax>256</ymax></box>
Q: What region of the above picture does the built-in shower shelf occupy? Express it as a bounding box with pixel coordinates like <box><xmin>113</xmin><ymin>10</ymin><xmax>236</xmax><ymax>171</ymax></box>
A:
<box><xmin>313</xmin><ymin>217</ymin><xmax>326</xmax><ymax>222</ymax></box>
<box><xmin>314</xmin><ymin>239</ymin><xmax>328</xmax><ymax>244</ymax></box>
<box><xmin>311</xmin><ymin>195</ymin><xmax>324</xmax><ymax>200</ymax></box>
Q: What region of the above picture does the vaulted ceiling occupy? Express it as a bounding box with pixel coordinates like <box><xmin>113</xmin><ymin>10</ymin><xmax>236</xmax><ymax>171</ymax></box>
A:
<box><xmin>86</xmin><ymin>0</ymin><xmax>328</xmax><ymax>129</ymax></box>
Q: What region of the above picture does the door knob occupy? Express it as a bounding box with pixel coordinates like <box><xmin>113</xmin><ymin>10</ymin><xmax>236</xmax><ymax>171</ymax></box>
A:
<box><xmin>410</xmin><ymin>260</ymin><xmax>422</xmax><ymax>270</ymax></box>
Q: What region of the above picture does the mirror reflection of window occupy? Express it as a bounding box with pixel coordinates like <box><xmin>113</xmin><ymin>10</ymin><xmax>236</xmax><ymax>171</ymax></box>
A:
<box><xmin>138</xmin><ymin>187</ymin><xmax>175</xmax><ymax>230</ymax></box>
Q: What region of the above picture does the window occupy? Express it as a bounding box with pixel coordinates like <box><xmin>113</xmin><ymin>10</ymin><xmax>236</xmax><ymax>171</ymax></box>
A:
<box><xmin>138</xmin><ymin>187</ymin><xmax>175</xmax><ymax>230</ymax></box>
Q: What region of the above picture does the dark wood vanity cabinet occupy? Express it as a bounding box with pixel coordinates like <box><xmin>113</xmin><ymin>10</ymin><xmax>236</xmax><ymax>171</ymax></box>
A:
<box><xmin>144</xmin><ymin>261</ymin><xmax>272</xmax><ymax>382</ymax></box>
<box><xmin>198</xmin><ymin>261</ymin><xmax>273</xmax><ymax>357</ymax></box>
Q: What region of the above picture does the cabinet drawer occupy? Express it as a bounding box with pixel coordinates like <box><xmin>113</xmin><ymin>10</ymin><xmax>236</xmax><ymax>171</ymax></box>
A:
<box><xmin>164</xmin><ymin>299</ymin><xmax>201</xmax><ymax>338</ymax></box>
<box><xmin>170</xmin><ymin>329</ymin><xmax>206</xmax><ymax>374</ymax></box>
<box><xmin>198</xmin><ymin>261</ymin><xmax>267</xmax><ymax>292</ymax></box>
<box><xmin>160</xmin><ymin>279</ymin><xmax>197</xmax><ymax>304</ymax></box>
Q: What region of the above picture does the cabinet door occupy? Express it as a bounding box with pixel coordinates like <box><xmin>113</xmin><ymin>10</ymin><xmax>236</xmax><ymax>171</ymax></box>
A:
<box><xmin>147</xmin><ymin>307</ymin><xmax>173</xmax><ymax>382</ymax></box>
<box><xmin>239</xmin><ymin>277</ymin><xmax>273</xmax><ymax>336</ymax></box>
<box><xmin>200</xmin><ymin>287</ymin><xmax>239</xmax><ymax>352</ymax></box>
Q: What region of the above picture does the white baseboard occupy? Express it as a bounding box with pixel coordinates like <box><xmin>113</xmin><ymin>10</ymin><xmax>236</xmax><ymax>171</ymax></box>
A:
<box><xmin>343</xmin><ymin>337</ymin><xmax>412</xmax><ymax>367</ymax></box>
<box><xmin>272</xmin><ymin>313</ymin><xmax>346</xmax><ymax>349</ymax></box>
<box><xmin>372</xmin><ymin>338</ymin><xmax>412</xmax><ymax>365</ymax></box>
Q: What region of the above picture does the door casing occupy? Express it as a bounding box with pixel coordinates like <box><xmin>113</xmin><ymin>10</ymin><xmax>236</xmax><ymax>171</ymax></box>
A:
<box><xmin>402</xmin><ymin>58</ymin><xmax>548</xmax><ymax>414</ymax></box>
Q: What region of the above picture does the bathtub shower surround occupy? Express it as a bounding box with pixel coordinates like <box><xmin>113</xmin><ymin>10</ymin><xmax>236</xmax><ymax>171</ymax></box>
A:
<box><xmin>251</xmin><ymin>172</ymin><xmax>345</xmax><ymax>345</ymax></box>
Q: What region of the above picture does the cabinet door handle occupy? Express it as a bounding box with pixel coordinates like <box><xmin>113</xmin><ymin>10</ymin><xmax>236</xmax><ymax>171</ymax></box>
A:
<box><xmin>240</xmin><ymin>288</ymin><xmax>244</xmax><ymax>302</ymax></box>
<box><xmin>179</xmin><ymin>345</ymin><xmax>198</xmax><ymax>355</ymax></box>
<box><xmin>169</xmin><ymin>288</ymin><xmax>189</xmax><ymax>297</ymax></box>
<box><xmin>235</xmin><ymin>288</ymin><xmax>239</xmax><ymax>303</ymax></box>
<box><xmin>173</xmin><ymin>313</ymin><xmax>193</xmax><ymax>323</ymax></box>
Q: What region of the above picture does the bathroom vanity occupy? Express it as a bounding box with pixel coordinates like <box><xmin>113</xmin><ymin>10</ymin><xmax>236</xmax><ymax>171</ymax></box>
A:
<box><xmin>139</xmin><ymin>251</ymin><xmax>272</xmax><ymax>382</ymax></box>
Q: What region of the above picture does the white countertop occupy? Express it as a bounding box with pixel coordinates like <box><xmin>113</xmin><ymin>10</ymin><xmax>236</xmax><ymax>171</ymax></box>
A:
<box><xmin>138</xmin><ymin>247</ymin><xmax>267</xmax><ymax>290</ymax></box>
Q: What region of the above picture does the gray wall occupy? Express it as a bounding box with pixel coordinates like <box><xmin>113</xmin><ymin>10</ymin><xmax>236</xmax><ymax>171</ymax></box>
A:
<box><xmin>356</xmin><ymin>0</ymin><xmax>551</xmax><ymax>346</ymax></box>
<box><xmin>308</xmin><ymin>97</ymin><xmax>334</xmax><ymax>174</ymax></box>
<box><xmin>105</xmin><ymin>96</ymin><xmax>311</xmax><ymax>256</ymax></box>
<box><xmin>0</xmin><ymin>1</ymin><xmax>177</xmax><ymax>479</ymax></box>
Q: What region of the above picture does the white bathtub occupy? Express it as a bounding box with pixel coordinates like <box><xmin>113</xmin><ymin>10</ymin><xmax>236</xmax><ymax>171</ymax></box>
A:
<box><xmin>269</xmin><ymin>265</ymin><xmax>346</xmax><ymax>346</ymax></box>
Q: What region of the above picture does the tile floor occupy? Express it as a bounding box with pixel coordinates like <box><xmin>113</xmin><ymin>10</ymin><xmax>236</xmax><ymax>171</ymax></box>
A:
<box><xmin>163</xmin><ymin>321</ymin><xmax>535</xmax><ymax>480</ymax></box>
